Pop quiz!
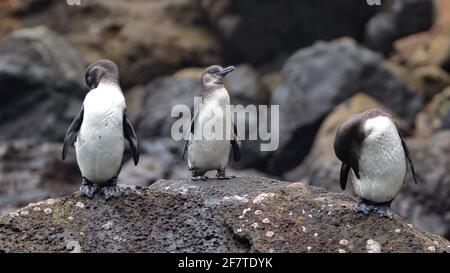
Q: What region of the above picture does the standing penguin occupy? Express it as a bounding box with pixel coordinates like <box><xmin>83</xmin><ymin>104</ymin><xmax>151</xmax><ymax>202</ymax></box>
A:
<box><xmin>334</xmin><ymin>108</ymin><xmax>417</xmax><ymax>218</ymax></box>
<box><xmin>182</xmin><ymin>65</ymin><xmax>241</xmax><ymax>181</ymax></box>
<box><xmin>62</xmin><ymin>59</ymin><xmax>139</xmax><ymax>200</ymax></box>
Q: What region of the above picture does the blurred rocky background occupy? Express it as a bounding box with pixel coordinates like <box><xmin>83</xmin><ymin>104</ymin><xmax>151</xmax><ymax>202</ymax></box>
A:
<box><xmin>0</xmin><ymin>0</ymin><xmax>448</xmax><ymax>240</ymax></box>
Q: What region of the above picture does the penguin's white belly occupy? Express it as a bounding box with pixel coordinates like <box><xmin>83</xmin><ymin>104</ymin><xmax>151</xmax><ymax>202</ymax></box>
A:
<box><xmin>352</xmin><ymin>125</ymin><xmax>406</xmax><ymax>203</ymax></box>
<box><xmin>75</xmin><ymin>87</ymin><xmax>125</xmax><ymax>184</ymax></box>
<box><xmin>188</xmin><ymin>101</ymin><xmax>231</xmax><ymax>172</ymax></box>
<box><xmin>188</xmin><ymin>139</ymin><xmax>230</xmax><ymax>172</ymax></box>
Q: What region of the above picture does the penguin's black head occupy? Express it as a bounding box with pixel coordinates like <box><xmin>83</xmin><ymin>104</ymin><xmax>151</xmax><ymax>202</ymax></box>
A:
<box><xmin>201</xmin><ymin>65</ymin><xmax>236</xmax><ymax>90</ymax></box>
<box><xmin>85</xmin><ymin>59</ymin><xmax>119</xmax><ymax>89</ymax></box>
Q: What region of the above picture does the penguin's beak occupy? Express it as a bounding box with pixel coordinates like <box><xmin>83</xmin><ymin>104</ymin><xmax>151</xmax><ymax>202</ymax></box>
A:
<box><xmin>217</xmin><ymin>66</ymin><xmax>236</xmax><ymax>76</ymax></box>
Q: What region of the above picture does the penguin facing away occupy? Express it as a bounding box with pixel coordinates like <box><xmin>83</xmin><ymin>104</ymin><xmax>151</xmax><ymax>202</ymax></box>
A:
<box><xmin>334</xmin><ymin>108</ymin><xmax>418</xmax><ymax>218</ymax></box>
<box><xmin>62</xmin><ymin>59</ymin><xmax>139</xmax><ymax>200</ymax></box>
<box><xmin>182</xmin><ymin>65</ymin><xmax>241</xmax><ymax>181</ymax></box>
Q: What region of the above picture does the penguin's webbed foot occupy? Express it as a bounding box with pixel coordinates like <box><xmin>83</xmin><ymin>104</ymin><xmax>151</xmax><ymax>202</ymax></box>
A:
<box><xmin>373</xmin><ymin>202</ymin><xmax>393</xmax><ymax>219</ymax></box>
<box><xmin>216</xmin><ymin>174</ymin><xmax>236</xmax><ymax>180</ymax></box>
<box><xmin>80</xmin><ymin>177</ymin><xmax>98</xmax><ymax>198</ymax></box>
<box><xmin>216</xmin><ymin>168</ymin><xmax>235</xmax><ymax>180</ymax></box>
<box><xmin>191</xmin><ymin>175</ymin><xmax>208</xmax><ymax>181</ymax></box>
<box><xmin>353</xmin><ymin>199</ymin><xmax>373</xmax><ymax>215</ymax></box>
<box><xmin>100</xmin><ymin>178</ymin><xmax>121</xmax><ymax>200</ymax></box>
<box><xmin>190</xmin><ymin>169</ymin><xmax>208</xmax><ymax>181</ymax></box>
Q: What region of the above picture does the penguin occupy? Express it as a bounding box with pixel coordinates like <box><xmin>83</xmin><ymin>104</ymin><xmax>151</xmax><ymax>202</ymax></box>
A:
<box><xmin>333</xmin><ymin>108</ymin><xmax>418</xmax><ymax>218</ymax></box>
<box><xmin>62</xmin><ymin>59</ymin><xmax>139</xmax><ymax>200</ymax></box>
<box><xmin>182</xmin><ymin>65</ymin><xmax>241</xmax><ymax>181</ymax></box>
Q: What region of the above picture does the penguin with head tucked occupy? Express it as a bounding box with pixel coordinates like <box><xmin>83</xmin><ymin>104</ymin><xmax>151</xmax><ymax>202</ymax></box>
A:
<box><xmin>334</xmin><ymin>108</ymin><xmax>418</xmax><ymax>218</ymax></box>
<box><xmin>62</xmin><ymin>59</ymin><xmax>139</xmax><ymax>200</ymax></box>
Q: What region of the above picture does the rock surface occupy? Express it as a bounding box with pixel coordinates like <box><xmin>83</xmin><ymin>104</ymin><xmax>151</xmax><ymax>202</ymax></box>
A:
<box><xmin>400</xmin><ymin>131</ymin><xmax>450</xmax><ymax>237</ymax></box>
<box><xmin>225</xmin><ymin>64</ymin><xmax>270</xmax><ymax>106</ymax></box>
<box><xmin>0</xmin><ymin>26</ymin><xmax>85</xmax><ymax>142</ymax></box>
<box><xmin>392</xmin><ymin>0</ymin><xmax>450</xmax><ymax>72</ymax></box>
<box><xmin>201</xmin><ymin>0</ymin><xmax>378</xmax><ymax>63</ymax></box>
<box><xmin>412</xmin><ymin>65</ymin><xmax>450</xmax><ymax>101</ymax></box>
<box><xmin>0</xmin><ymin>177</ymin><xmax>448</xmax><ymax>253</ymax></box>
<box><xmin>134</xmin><ymin>75</ymin><xmax>200</xmax><ymax>138</ymax></box>
<box><xmin>365</xmin><ymin>0</ymin><xmax>434</xmax><ymax>54</ymax></box>
<box><xmin>424</xmin><ymin>87</ymin><xmax>450</xmax><ymax>130</ymax></box>
<box><xmin>17</xmin><ymin>0</ymin><xmax>221</xmax><ymax>87</ymax></box>
<box><xmin>0</xmin><ymin>141</ymin><xmax>79</xmax><ymax>214</ymax></box>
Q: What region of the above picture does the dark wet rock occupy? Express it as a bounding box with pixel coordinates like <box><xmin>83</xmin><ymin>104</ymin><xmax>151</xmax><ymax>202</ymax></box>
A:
<box><xmin>18</xmin><ymin>0</ymin><xmax>221</xmax><ymax>87</ymax></box>
<box><xmin>0</xmin><ymin>26</ymin><xmax>85</xmax><ymax>142</ymax></box>
<box><xmin>393</xmin><ymin>0</ymin><xmax>435</xmax><ymax>37</ymax></box>
<box><xmin>119</xmin><ymin>136</ymin><xmax>195</xmax><ymax>187</ymax></box>
<box><xmin>0</xmin><ymin>141</ymin><xmax>79</xmax><ymax>214</ymax></box>
<box><xmin>134</xmin><ymin>76</ymin><xmax>200</xmax><ymax>138</ymax></box>
<box><xmin>118</xmin><ymin>156</ymin><xmax>166</xmax><ymax>187</ymax></box>
<box><xmin>201</xmin><ymin>0</ymin><xmax>378</xmax><ymax>63</ymax></box>
<box><xmin>261</xmin><ymin>71</ymin><xmax>282</xmax><ymax>95</ymax></box>
<box><xmin>415</xmin><ymin>87</ymin><xmax>450</xmax><ymax>134</ymax></box>
<box><xmin>140</xmin><ymin>137</ymin><xmax>184</xmax><ymax>169</ymax></box>
<box><xmin>285</xmin><ymin>96</ymin><xmax>450</xmax><ymax>240</ymax></box>
<box><xmin>0</xmin><ymin>177</ymin><xmax>448</xmax><ymax>253</ymax></box>
<box><xmin>226</xmin><ymin>64</ymin><xmax>270</xmax><ymax>105</ymax></box>
<box><xmin>268</xmin><ymin>38</ymin><xmax>422</xmax><ymax>175</ymax></box>
<box><xmin>442</xmin><ymin>110</ymin><xmax>450</xmax><ymax>129</ymax></box>
<box><xmin>397</xmin><ymin>131</ymin><xmax>450</xmax><ymax>238</ymax></box>
<box><xmin>365</xmin><ymin>0</ymin><xmax>434</xmax><ymax>54</ymax></box>
<box><xmin>123</xmin><ymin>85</ymin><xmax>147</xmax><ymax>122</ymax></box>
<box><xmin>365</xmin><ymin>12</ymin><xmax>398</xmax><ymax>54</ymax></box>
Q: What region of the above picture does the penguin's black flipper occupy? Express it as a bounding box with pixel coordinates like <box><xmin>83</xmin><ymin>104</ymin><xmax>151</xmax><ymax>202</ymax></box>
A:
<box><xmin>339</xmin><ymin>163</ymin><xmax>351</xmax><ymax>190</ymax></box>
<box><xmin>351</xmin><ymin>161</ymin><xmax>360</xmax><ymax>179</ymax></box>
<box><xmin>182</xmin><ymin>140</ymin><xmax>189</xmax><ymax>160</ymax></box>
<box><xmin>181</xmin><ymin>118</ymin><xmax>193</xmax><ymax>160</ymax></box>
<box><xmin>62</xmin><ymin>106</ymin><xmax>84</xmax><ymax>160</ymax></box>
<box><xmin>399</xmin><ymin>133</ymin><xmax>418</xmax><ymax>184</ymax></box>
<box><xmin>231</xmin><ymin>123</ymin><xmax>241</xmax><ymax>161</ymax></box>
<box><xmin>182</xmin><ymin>107</ymin><xmax>198</xmax><ymax>160</ymax></box>
<box><xmin>123</xmin><ymin>112</ymin><xmax>139</xmax><ymax>165</ymax></box>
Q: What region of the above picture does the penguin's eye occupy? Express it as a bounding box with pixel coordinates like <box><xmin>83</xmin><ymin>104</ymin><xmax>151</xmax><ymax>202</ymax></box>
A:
<box><xmin>86</xmin><ymin>75</ymin><xmax>93</xmax><ymax>88</ymax></box>
<box><xmin>209</xmin><ymin>69</ymin><xmax>221</xmax><ymax>75</ymax></box>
